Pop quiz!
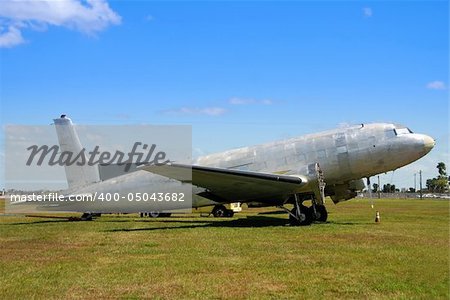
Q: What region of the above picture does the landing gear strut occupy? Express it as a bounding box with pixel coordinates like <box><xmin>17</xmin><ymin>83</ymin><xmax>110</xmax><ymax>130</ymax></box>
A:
<box><xmin>283</xmin><ymin>197</ymin><xmax>328</xmax><ymax>225</ymax></box>
<box><xmin>283</xmin><ymin>194</ymin><xmax>313</xmax><ymax>226</ymax></box>
<box><xmin>289</xmin><ymin>204</ymin><xmax>313</xmax><ymax>226</ymax></box>
<box><xmin>282</xmin><ymin>163</ymin><xmax>328</xmax><ymax>225</ymax></box>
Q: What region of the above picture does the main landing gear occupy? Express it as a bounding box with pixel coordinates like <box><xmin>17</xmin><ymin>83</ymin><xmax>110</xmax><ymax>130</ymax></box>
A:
<box><xmin>283</xmin><ymin>162</ymin><xmax>328</xmax><ymax>226</ymax></box>
<box><xmin>311</xmin><ymin>204</ymin><xmax>328</xmax><ymax>222</ymax></box>
<box><xmin>80</xmin><ymin>212</ymin><xmax>101</xmax><ymax>221</ymax></box>
<box><xmin>284</xmin><ymin>195</ymin><xmax>328</xmax><ymax>226</ymax></box>
<box><xmin>211</xmin><ymin>205</ymin><xmax>234</xmax><ymax>218</ymax></box>
<box><xmin>139</xmin><ymin>212</ymin><xmax>172</xmax><ymax>218</ymax></box>
<box><xmin>283</xmin><ymin>194</ymin><xmax>328</xmax><ymax>226</ymax></box>
<box><xmin>288</xmin><ymin>201</ymin><xmax>312</xmax><ymax>226</ymax></box>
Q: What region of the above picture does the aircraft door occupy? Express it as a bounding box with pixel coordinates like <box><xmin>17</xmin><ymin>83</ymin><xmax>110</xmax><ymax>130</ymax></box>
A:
<box><xmin>335</xmin><ymin>133</ymin><xmax>352</xmax><ymax>178</ymax></box>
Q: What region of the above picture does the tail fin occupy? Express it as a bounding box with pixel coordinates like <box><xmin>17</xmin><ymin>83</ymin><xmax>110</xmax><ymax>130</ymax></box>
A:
<box><xmin>54</xmin><ymin>115</ymin><xmax>99</xmax><ymax>189</ymax></box>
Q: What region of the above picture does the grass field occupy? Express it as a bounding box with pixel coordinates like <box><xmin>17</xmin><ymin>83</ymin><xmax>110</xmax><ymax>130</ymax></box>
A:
<box><xmin>0</xmin><ymin>198</ymin><xmax>449</xmax><ymax>299</ymax></box>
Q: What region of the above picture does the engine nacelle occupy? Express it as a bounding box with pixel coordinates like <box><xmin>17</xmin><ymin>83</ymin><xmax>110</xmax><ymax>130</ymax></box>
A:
<box><xmin>329</xmin><ymin>179</ymin><xmax>365</xmax><ymax>204</ymax></box>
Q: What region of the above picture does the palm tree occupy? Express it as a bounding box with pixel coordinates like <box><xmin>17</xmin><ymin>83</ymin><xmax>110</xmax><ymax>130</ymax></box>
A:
<box><xmin>437</xmin><ymin>162</ymin><xmax>447</xmax><ymax>178</ymax></box>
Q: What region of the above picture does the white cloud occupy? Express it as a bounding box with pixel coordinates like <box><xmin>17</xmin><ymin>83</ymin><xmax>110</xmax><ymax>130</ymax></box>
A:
<box><xmin>0</xmin><ymin>25</ymin><xmax>25</xmax><ymax>48</ymax></box>
<box><xmin>228</xmin><ymin>97</ymin><xmax>273</xmax><ymax>105</ymax></box>
<box><xmin>0</xmin><ymin>0</ymin><xmax>121</xmax><ymax>47</ymax></box>
<box><xmin>363</xmin><ymin>7</ymin><xmax>373</xmax><ymax>18</ymax></box>
<box><xmin>426</xmin><ymin>81</ymin><xmax>446</xmax><ymax>90</ymax></box>
<box><xmin>164</xmin><ymin>107</ymin><xmax>227</xmax><ymax>116</ymax></box>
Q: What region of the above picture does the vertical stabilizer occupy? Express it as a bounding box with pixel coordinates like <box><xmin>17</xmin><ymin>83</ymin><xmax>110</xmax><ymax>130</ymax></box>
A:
<box><xmin>54</xmin><ymin>115</ymin><xmax>99</xmax><ymax>189</ymax></box>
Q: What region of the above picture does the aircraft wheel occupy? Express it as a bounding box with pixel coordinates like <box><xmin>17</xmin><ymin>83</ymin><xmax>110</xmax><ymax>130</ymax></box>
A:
<box><xmin>310</xmin><ymin>205</ymin><xmax>328</xmax><ymax>222</ymax></box>
<box><xmin>225</xmin><ymin>210</ymin><xmax>234</xmax><ymax>218</ymax></box>
<box><xmin>80</xmin><ymin>213</ymin><xmax>93</xmax><ymax>221</ymax></box>
<box><xmin>212</xmin><ymin>205</ymin><xmax>228</xmax><ymax>217</ymax></box>
<box><xmin>289</xmin><ymin>205</ymin><xmax>313</xmax><ymax>226</ymax></box>
<box><xmin>149</xmin><ymin>211</ymin><xmax>160</xmax><ymax>218</ymax></box>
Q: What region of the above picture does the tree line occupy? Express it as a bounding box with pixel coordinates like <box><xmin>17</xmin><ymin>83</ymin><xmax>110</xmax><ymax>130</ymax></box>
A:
<box><xmin>426</xmin><ymin>162</ymin><xmax>448</xmax><ymax>193</ymax></box>
<box><xmin>371</xmin><ymin>162</ymin><xmax>449</xmax><ymax>193</ymax></box>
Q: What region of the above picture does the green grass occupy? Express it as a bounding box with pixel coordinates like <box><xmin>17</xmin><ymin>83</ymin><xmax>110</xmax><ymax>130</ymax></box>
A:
<box><xmin>1</xmin><ymin>198</ymin><xmax>449</xmax><ymax>299</ymax></box>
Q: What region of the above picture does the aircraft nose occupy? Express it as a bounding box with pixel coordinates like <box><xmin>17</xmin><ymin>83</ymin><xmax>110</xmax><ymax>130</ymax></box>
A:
<box><xmin>423</xmin><ymin>135</ymin><xmax>435</xmax><ymax>153</ymax></box>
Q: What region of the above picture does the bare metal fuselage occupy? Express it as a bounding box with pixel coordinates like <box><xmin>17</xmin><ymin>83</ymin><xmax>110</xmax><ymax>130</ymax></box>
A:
<box><xmin>195</xmin><ymin>123</ymin><xmax>434</xmax><ymax>204</ymax></box>
<box><xmin>198</xmin><ymin>123</ymin><xmax>433</xmax><ymax>182</ymax></box>
<box><xmin>33</xmin><ymin>122</ymin><xmax>434</xmax><ymax>213</ymax></box>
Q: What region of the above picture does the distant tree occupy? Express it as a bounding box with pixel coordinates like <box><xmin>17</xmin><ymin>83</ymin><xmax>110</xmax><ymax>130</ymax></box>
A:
<box><xmin>426</xmin><ymin>177</ymin><xmax>448</xmax><ymax>193</ymax></box>
<box><xmin>408</xmin><ymin>187</ymin><xmax>415</xmax><ymax>193</ymax></box>
<box><xmin>372</xmin><ymin>183</ymin><xmax>379</xmax><ymax>193</ymax></box>
<box><xmin>382</xmin><ymin>184</ymin><xmax>396</xmax><ymax>193</ymax></box>
<box><xmin>434</xmin><ymin>162</ymin><xmax>449</xmax><ymax>192</ymax></box>
<box><xmin>437</xmin><ymin>162</ymin><xmax>447</xmax><ymax>177</ymax></box>
<box><xmin>435</xmin><ymin>178</ymin><xmax>448</xmax><ymax>193</ymax></box>
<box><xmin>426</xmin><ymin>179</ymin><xmax>435</xmax><ymax>192</ymax></box>
<box><xmin>390</xmin><ymin>184</ymin><xmax>396</xmax><ymax>193</ymax></box>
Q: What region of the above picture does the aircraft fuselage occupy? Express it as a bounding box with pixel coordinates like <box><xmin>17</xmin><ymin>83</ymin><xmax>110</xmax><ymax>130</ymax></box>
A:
<box><xmin>196</xmin><ymin>123</ymin><xmax>434</xmax><ymax>203</ymax></box>
<box><xmin>31</xmin><ymin>121</ymin><xmax>434</xmax><ymax>213</ymax></box>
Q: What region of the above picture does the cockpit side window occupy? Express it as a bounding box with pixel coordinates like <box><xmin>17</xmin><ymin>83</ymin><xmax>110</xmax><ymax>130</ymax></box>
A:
<box><xmin>385</xmin><ymin>130</ymin><xmax>396</xmax><ymax>138</ymax></box>
<box><xmin>394</xmin><ymin>127</ymin><xmax>413</xmax><ymax>135</ymax></box>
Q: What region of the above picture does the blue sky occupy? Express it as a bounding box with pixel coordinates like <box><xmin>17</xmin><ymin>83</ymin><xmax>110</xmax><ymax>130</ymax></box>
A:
<box><xmin>0</xmin><ymin>1</ymin><xmax>448</xmax><ymax>189</ymax></box>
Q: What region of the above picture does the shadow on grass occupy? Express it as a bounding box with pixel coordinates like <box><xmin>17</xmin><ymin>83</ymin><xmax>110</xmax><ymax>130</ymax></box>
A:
<box><xmin>3</xmin><ymin>219</ymin><xmax>79</xmax><ymax>225</ymax></box>
<box><xmin>326</xmin><ymin>221</ymin><xmax>374</xmax><ymax>226</ymax></box>
<box><xmin>106</xmin><ymin>216</ymin><xmax>290</xmax><ymax>232</ymax></box>
<box><xmin>2</xmin><ymin>215</ymin><xmax>373</xmax><ymax>228</ymax></box>
<box><xmin>257</xmin><ymin>211</ymin><xmax>286</xmax><ymax>215</ymax></box>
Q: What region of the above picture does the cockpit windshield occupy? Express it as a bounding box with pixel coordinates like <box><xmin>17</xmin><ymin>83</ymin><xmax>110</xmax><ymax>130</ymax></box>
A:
<box><xmin>394</xmin><ymin>125</ymin><xmax>413</xmax><ymax>135</ymax></box>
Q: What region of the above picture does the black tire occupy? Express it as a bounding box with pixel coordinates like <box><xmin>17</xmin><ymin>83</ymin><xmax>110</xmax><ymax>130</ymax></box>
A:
<box><xmin>312</xmin><ymin>205</ymin><xmax>328</xmax><ymax>222</ymax></box>
<box><xmin>81</xmin><ymin>213</ymin><xmax>93</xmax><ymax>221</ymax></box>
<box><xmin>149</xmin><ymin>211</ymin><xmax>160</xmax><ymax>218</ymax></box>
<box><xmin>289</xmin><ymin>205</ymin><xmax>313</xmax><ymax>226</ymax></box>
<box><xmin>225</xmin><ymin>210</ymin><xmax>234</xmax><ymax>218</ymax></box>
<box><xmin>212</xmin><ymin>205</ymin><xmax>228</xmax><ymax>217</ymax></box>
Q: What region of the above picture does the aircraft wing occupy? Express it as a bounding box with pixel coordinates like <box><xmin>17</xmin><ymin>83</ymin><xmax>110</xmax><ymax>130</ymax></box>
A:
<box><xmin>140</xmin><ymin>163</ymin><xmax>309</xmax><ymax>202</ymax></box>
